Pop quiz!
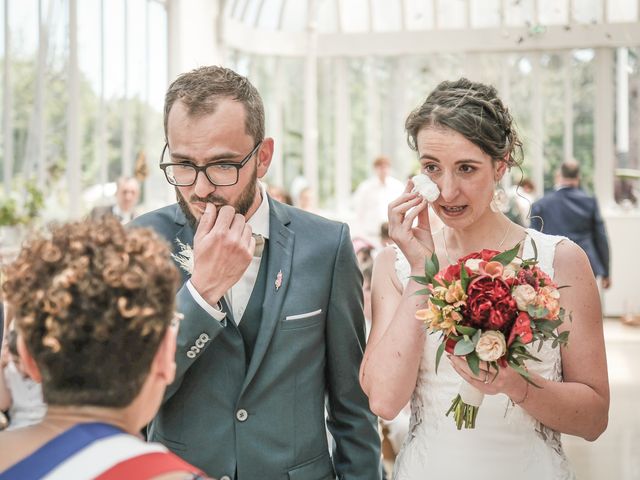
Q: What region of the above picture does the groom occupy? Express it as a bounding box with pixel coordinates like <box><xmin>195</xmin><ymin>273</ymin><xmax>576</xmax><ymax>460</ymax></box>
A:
<box><xmin>132</xmin><ymin>66</ymin><xmax>381</xmax><ymax>480</ymax></box>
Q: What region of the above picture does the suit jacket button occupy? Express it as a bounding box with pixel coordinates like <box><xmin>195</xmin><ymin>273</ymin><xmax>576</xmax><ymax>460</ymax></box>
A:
<box><xmin>220</xmin><ymin>476</ymin><xmax>231</xmax><ymax>480</ymax></box>
<box><xmin>236</xmin><ymin>409</ymin><xmax>248</xmax><ymax>422</ymax></box>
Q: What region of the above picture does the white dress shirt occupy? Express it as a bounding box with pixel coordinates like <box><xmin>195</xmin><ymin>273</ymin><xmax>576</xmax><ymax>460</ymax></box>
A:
<box><xmin>187</xmin><ymin>183</ymin><xmax>270</xmax><ymax>325</ymax></box>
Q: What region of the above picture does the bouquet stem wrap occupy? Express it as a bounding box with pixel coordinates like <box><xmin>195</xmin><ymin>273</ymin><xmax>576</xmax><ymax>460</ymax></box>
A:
<box><xmin>446</xmin><ymin>381</ymin><xmax>484</xmax><ymax>429</ymax></box>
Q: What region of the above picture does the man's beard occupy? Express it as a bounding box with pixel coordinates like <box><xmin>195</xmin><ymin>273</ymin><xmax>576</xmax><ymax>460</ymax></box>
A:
<box><xmin>176</xmin><ymin>169</ymin><xmax>258</xmax><ymax>230</ymax></box>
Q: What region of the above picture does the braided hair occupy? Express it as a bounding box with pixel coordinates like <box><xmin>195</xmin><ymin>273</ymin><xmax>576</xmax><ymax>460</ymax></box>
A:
<box><xmin>405</xmin><ymin>78</ymin><xmax>523</xmax><ymax>167</ymax></box>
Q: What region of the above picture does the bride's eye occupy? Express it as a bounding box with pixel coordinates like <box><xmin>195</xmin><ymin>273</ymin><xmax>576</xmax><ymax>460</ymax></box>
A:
<box><xmin>423</xmin><ymin>164</ymin><xmax>439</xmax><ymax>174</ymax></box>
<box><xmin>459</xmin><ymin>164</ymin><xmax>476</xmax><ymax>174</ymax></box>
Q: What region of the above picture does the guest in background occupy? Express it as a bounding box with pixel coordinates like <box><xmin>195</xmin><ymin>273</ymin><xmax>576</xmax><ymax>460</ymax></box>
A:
<box><xmin>267</xmin><ymin>184</ymin><xmax>293</xmax><ymax>205</ymax></box>
<box><xmin>531</xmin><ymin>160</ymin><xmax>611</xmax><ymax>289</ymax></box>
<box><xmin>0</xmin><ymin>330</ymin><xmax>46</xmax><ymax>431</ymax></box>
<box><xmin>90</xmin><ymin>176</ymin><xmax>140</xmax><ymax>224</ymax></box>
<box><xmin>0</xmin><ymin>218</ymin><xmax>205</xmax><ymax>479</ymax></box>
<box><xmin>352</xmin><ymin>155</ymin><xmax>405</xmax><ymax>243</ymax></box>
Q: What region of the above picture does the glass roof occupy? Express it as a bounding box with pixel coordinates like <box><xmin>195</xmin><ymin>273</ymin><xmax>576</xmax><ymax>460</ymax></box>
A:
<box><xmin>224</xmin><ymin>0</ymin><xmax>639</xmax><ymax>34</ymax></box>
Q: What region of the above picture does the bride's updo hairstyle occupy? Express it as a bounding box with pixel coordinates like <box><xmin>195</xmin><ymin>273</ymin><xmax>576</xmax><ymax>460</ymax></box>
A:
<box><xmin>2</xmin><ymin>217</ymin><xmax>179</xmax><ymax>407</ymax></box>
<box><xmin>405</xmin><ymin>78</ymin><xmax>523</xmax><ymax>168</ymax></box>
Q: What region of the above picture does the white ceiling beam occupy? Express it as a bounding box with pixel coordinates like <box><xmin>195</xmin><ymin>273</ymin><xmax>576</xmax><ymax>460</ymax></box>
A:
<box><xmin>222</xmin><ymin>19</ymin><xmax>640</xmax><ymax>57</ymax></box>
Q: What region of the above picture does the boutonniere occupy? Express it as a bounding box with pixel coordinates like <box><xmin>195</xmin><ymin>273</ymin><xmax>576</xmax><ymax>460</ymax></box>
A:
<box><xmin>275</xmin><ymin>270</ymin><xmax>283</xmax><ymax>290</ymax></box>
<box><xmin>171</xmin><ymin>239</ymin><xmax>194</xmax><ymax>275</ymax></box>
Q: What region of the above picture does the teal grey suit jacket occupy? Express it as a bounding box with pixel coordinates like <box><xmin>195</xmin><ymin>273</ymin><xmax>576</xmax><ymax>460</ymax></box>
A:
<box><xmin>132</xmin><ymin>198</ymin><xmax>381</xmax><ymax>480</ymax></box>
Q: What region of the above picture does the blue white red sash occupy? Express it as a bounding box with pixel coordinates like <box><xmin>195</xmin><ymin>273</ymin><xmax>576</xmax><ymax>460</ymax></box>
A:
<box><xmin>0</xmin><ymin>422</ymin><xmax>202</xmax><ymax>479</ymax></box>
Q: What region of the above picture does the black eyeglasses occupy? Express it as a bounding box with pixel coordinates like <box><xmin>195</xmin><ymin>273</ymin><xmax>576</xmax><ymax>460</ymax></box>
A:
<box><xmin>160</xmin><ymin>141</ymin><xmax>262</xmax><ymax>187</ymax></box>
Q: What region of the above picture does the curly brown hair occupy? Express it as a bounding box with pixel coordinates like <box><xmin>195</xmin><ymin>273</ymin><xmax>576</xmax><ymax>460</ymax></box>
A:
<box><xmin>1</xmin><ymin>217</ymin><xmax>179</xmax><ymax>407</ymax></box>
<box><xmin>405</xmin><ymin>78</ymin><xmax>523</xmax><ymax>168</ymax></box>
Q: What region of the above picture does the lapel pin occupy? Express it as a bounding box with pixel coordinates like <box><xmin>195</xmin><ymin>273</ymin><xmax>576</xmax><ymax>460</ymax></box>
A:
<box><xmin>275</xmin><ymin>270</ymin><xmax>283</xmax><ymax>291</ymax></box>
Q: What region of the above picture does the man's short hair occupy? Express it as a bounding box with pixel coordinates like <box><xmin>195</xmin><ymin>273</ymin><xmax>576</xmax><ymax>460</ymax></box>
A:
<box><xmin>560</xmin><ymin>160</ymin><xmax>580</xmax><ymax>179</ymax></box>
<box><xmin>373</xmin><ymin>155</ymin><xmax>391</xmax><ymax>168</ymax></box>
<box><xmin>116</xmin><ymin>176</ymin><xmax>139</xmax><ymax>192</ymax></box>
<box><xmin>164</xmin><ymin>66</ymin><xmax>265</xmax><ymax>144</ymax></box>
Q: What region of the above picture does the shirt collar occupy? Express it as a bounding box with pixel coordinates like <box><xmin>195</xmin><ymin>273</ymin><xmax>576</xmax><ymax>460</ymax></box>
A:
<box><xmin>248</xmin><ymin>182</ymin><xmax>270</xmax><ymax>239</ymax></box>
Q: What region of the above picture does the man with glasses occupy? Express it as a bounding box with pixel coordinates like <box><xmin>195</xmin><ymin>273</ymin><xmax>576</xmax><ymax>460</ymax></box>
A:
<box><xmin>132</xmin><ymin>66</ymin><xmax>381</xmax><ymax>480</ymax></box>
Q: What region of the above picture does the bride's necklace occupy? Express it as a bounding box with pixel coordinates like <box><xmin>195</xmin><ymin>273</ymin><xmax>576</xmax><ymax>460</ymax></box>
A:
<box><xmin>442</xmin><ymin>220</ymin><xmax>512</xmax><ymax>265</ymax></box>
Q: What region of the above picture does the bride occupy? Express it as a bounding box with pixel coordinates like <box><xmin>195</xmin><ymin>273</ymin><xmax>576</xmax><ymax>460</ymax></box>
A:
<box><xmin>359</xmin><ymin>78</ymin><xmax>609</xmax><ymax>480</ymax></box>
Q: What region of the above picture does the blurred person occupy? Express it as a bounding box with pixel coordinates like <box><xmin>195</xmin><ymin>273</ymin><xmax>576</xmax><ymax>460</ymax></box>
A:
<box><xmin>353</xmin><ymin>156</ymin><xmax>405</xmax><ymax>243</ymax></box>
<box><xmin>0</xmin><ymin>218</ymin><xmax>206</xmax><ymax>479</ymax></box>
<box><xmin>296</xmin><ymin>186</ymin><xmax>315</xmax><ymax>212</ymax></box>
<box><xmin>133</xmin><ymin>65</ymin><xmax>381</xmax><ymax>479</ymax></box>
<box><xmin>90</xmin><ymin>176</ymin><xmax>141</xmax><ymax>224</ymax></box>
<box><xmin>266</xmin><ymin>184</ymin><xmax>292</xmax><ymax>205</ymax></box>
<box><xmin>379</xmin><ymin>222</ymin><xmax>392</xmax><ymax>247</ymax></box>
<box><xmin>353</xmin><ymin>237</ymin><xmax>376</xmax><ymax>268</ymax></box>
<box><xmin>510</xmin><ymin>177</ymin><xmax>536</xmax><ymax>226</ymax></box>
<box><xmin>614</xmin><ymin>176</ymin><xmax>638</xmax><ymax>208</ymax></box>
<box><xmin>0</xmin><ymin>330</ymin><xmax>46</xmax><ymax>431</ymax></box>
<box><xmin>531</xmin><ymin>160</ymin><xmax>611</xmax><ymax>289</ymax></box>
<box><xmin>360</xmin><ymin>79</ymin><xmax>608</xmax><ymax>479</ymax></box>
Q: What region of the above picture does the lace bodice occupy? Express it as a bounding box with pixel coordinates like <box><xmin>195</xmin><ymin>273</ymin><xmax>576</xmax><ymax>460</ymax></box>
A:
<box><xmin>392</xmin><ymin>229</ymin><xmax>575</xmax><ymax>480</ymax></box>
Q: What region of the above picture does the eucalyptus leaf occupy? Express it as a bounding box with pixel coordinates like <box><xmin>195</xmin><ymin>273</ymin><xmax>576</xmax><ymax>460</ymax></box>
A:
<box><xmin>453</xmin><ymin>338</ymin><xmax>475</xmax><ymax>356</ymax></box>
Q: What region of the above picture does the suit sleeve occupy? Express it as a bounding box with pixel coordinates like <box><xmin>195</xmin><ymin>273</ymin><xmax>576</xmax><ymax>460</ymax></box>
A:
<box><xmin>591</xmin><ymin>198</ymin><xmax>610</xmax><ymax>277</ymax></box>
<box><xmin>163</xmin><ymin>283</ymin><xmax>227</xmax><ymax>401</ymax></box>
<box><xmin>325</xmin><ymin>224</ymin><xmax>382</xmax><ymax>480</ymax></box>
<box><xmin>530</xmin><ymin>201</ymin><xmax>543</xmax><ymax>232</ymax></box>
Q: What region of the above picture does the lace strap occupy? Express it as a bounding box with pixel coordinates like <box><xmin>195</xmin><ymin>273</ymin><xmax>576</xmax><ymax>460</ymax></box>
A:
<box><xmin>523</xmin><ymin>228</ymin><xmax>567</xmax><ymax>280</ymax></box>
<box><xmin>392</xmin><ymin>245</ymin><xmax>412</xmax><ymax>289</ymax></box>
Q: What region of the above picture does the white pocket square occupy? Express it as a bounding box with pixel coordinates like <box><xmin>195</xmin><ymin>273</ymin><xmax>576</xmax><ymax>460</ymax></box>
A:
<box><xmin>285</xmin><ymin>309</ymin><xmax>322</xmax><ymax>321</ymax></box>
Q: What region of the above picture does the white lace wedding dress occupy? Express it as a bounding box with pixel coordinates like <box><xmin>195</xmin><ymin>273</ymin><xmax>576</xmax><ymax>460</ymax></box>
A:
<box><xmin>392</xmin><ymin>228</ymin><xmax>575</xmax><ymax>480</ymax></box>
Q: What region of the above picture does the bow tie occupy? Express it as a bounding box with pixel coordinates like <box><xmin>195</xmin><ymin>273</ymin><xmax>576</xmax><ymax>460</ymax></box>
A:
<box><xmin>253</xmin><ymin>234</ymin><xmax>265</xmax><ymax>258</ymax></box>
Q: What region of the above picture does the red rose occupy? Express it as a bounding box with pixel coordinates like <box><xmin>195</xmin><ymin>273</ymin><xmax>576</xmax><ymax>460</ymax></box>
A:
<box><xmin>435</xmin><ymin>263</ymin><xmax>472</xmax><ymax>283</ymax></box>
<box><xmin>465</xmin><ymin>276</ymin><xmax>517</xmax><ymax>332</ymax></box>
<box><xmin>459</xmin><ymin>249</ymin><xmax>500</xmax><ymax>264</ymax></box>
<box><xmin>516</xmin><ymin>268</ymin><xmax>539</xmax><ymax>289</ymax></box>
<box><xmin>444</xmin><ymin>337</ymin><xmax>457</xmax><ymax>354</ymax></box>
<box><xmin>508</xmin><ymin>311</ymin><xmax>534</xmax><ymax>345</ymax></box>
<box><xmin>532</xmin><ymin>266</ymin><xmax>557</xmax><ymax>289</ymax></box>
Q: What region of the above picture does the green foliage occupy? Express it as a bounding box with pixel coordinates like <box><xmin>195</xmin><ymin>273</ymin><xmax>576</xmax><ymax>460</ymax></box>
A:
<box><xmin>0</xmin><ymin>178</ymin><xmax>45</xmax><ymax>226</ymax></box>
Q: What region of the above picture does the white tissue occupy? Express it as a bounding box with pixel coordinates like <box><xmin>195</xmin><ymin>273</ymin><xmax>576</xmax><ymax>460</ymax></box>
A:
<box><xmin>411</xmin><ymin>174</ymin><xmax>440</xmax><ymax>202</ymax></box>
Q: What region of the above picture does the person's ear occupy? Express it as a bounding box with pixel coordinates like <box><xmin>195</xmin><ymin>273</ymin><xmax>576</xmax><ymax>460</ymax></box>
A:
<box><xmin>151</xmin><ymin>323</ymin><xmax>178</xmax><ymax>385</ymax></box>
<box><xmin>17</xmin><ymin>334</ymin><xmax>42</xmax><ymax>383</ymax></box>
<box><xmin>495</xmin><ymin>159</ymin><xmax>508</xmax><ymax>181</ymax></box>
<box><xmin>256</xmin><ymin>138</ymin><xmax>274</xmax><ymax>179</ymax></box>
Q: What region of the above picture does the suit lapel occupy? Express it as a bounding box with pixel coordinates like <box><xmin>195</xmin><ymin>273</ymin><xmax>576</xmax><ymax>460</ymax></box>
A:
<box><xmin>241</xmin><ymin>198</ymin><xmax>294</xmax><ymax>393</ymax></box>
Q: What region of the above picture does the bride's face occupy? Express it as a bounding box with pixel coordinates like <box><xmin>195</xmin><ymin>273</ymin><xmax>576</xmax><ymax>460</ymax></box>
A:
<box><xmin>416</xmin><ymin>126</ymin><xmax>505</xmax><ymax>229</ymax></box>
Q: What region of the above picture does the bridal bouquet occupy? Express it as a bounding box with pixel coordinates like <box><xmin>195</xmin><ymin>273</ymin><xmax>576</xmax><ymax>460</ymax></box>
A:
<box><xmin>414</xmin><ymin>242</ymin><xmax>570</xmax><ymax>429</ymax></box>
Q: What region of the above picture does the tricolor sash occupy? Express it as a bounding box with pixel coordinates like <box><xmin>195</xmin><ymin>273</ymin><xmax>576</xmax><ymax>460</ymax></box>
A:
<box><xmin>0</xmin><ymin>422</ymin><xmax>203</xmax><ymax>480</ymax></box>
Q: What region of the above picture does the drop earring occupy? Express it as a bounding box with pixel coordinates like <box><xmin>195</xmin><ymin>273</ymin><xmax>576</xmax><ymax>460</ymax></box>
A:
<box><xmin>490</xmin><ymin>183</ymin><xmax>507</xmax><ymax>213</ymax></box>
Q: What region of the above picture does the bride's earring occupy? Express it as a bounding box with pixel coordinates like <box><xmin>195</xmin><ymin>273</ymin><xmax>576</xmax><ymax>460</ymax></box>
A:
<box><xmin>490</xmin><ymin>183</ymin><xmax>507</xmax><ymax>213</ymax></box>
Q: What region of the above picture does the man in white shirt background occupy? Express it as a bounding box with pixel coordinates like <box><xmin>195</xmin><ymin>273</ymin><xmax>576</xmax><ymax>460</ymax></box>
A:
<box><xmin>352</xmin><ymin>155</ymin><xmax>405</xmax><ymax>245</ymax></box>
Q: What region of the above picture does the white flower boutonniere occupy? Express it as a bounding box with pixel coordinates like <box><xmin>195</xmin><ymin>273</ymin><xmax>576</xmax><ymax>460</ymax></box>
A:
<box><xmin>171</xmin><ymin>239</ymin><xmax>194</xmax><ymax>275</ymax></box>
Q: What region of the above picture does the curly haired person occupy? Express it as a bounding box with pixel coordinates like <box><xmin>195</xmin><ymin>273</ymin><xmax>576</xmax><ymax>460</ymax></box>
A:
<box><xmin>0</xmin><ymin>217</ymin><xmax>209</xmax><ymax>479</ymax></box>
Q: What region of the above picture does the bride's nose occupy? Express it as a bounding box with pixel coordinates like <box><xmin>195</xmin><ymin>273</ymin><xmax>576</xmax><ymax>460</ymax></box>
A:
<box><xmin>437</xmin><ymin>172</ymin><xmax>460</xmax><ymax>202</ymax></box>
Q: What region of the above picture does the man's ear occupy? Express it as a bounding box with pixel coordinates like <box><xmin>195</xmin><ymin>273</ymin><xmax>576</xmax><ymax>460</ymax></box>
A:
<box><xmin>151</xmin><ymin>324</ymin><xmax>178</xmax><ymax>385</ymax></box>
<box><xmin>256</xmin><ymin>138</ymin><xmax>274</xmax><ymax>179</ymax></box>
<box><xmin>17</xmin><ymin>334</ymin><xmax>42</xmax><ymax>383</ymax></box>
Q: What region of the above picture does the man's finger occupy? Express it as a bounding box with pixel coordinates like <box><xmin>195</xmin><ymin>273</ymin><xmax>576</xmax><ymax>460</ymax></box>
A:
<box><xmin>213</xmin><ymin>205</ymin><xmax>236</xmax><ymax>231</ymax></box>
<box><xmin>195</xmin><ymin>202</ymin><xmax>217</xmax><ymax>243</ymax></box>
